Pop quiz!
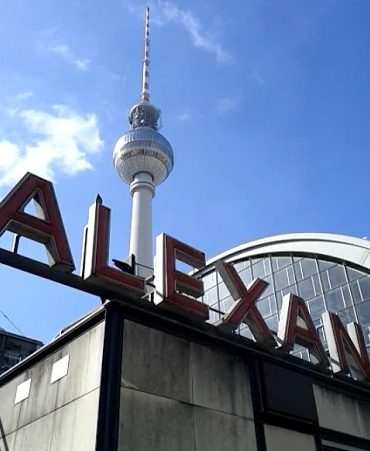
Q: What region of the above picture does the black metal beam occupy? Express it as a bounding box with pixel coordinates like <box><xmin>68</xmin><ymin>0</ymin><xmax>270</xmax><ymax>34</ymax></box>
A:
<box><xmin>95</xmin><ymin>301</ymin><xmax>124</xmax><ymax>451</ymax></box>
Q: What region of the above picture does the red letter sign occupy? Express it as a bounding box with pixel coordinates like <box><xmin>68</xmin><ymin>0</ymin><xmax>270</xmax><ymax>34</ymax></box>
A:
<box><xmin>81</xmin><ymin>196</ymin><xmax>145</xmax><ymax>295</ymax></box>
<box><xmin>154</xmin><ymin>234</ymin><xmax>209</xmax><ymax>319</ymax></box>
<box><xmin>277</xmin><ymin>294</ymin><xmax>328</xmax><ymax>366</ymax></box>
<box><xmin>0</xmin><ymin>172</ymin><xmax>74</xmax><ymax>271</ymax></box>
<box><xmin>215</xmin><ymin>261</ymin><xmax>276</xmax><ymax>347</ymax></box>
<box><xmin>323</xmin><ymin>311</ymin><xmax>370</xmax><ymax>381</ymax></box>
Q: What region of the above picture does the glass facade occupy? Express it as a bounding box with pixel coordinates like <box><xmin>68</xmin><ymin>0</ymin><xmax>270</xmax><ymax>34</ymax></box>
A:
<box><xmin>199</xmin><ymin>255</ymin><xmax>370</xmax><ymax>360</ymax></box>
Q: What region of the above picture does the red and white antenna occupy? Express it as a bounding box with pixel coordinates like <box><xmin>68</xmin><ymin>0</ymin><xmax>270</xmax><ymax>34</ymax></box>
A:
<box><xmin>141</xmin><ymin>6</ymin><xmax>150</xmax><ymax>102</ymax></box>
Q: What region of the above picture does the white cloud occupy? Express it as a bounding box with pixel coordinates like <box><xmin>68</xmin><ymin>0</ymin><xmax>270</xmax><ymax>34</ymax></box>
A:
<box><xmin>131</xmin><ymin>1</ymin><xmax>233</xmax><ymax>64</ymax></box>
<box><xmin>0</xmin><ymin>105</ymin><xmax>103</xmax><ymax>188</ymax></box>
<box><xmin>51</xmin><ymin>44</ymin><xmax>91</xmax><ymax>71</ymax></box>
<box><xmin>215</xmin><ymin>97</ymin><xmax>239</xmax><ymax>116</ymax></box>
<box><xmin>178</xmin><ymin>109</ymin><xmax>193</xmax><ymax>121</ymax></box>
<box><xmin>16</xmin><ymin>92</ymin><xmax>34</xmax><ymax>100</ymax></box>
<box><xmin>250</xmin><ymin>70</ymin><xmax>266</xmax><ymax>86</ymax></box>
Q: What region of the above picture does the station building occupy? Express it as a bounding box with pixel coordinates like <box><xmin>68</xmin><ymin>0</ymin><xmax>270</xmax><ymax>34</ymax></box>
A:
<box><xmin>0</xmin><ymin>232</ymin><xmax>369</xmax><ymax>451</ymax></box>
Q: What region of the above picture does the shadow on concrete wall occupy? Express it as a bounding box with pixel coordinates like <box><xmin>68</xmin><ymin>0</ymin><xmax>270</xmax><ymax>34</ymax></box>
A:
<box><xmin>0</xmin><ymin>416</ymin><xmax>10</xmax><ymax>451</ymax></box>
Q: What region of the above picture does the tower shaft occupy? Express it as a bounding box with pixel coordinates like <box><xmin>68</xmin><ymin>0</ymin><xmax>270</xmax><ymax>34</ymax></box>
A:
<box><xmin>129</xmin><ymin>173</ymin><xmax>155</xmax><ymax>278</ymax></box>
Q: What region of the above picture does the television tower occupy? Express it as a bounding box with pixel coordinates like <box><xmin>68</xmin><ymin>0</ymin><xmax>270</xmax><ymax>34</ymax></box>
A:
<box><xmin>113</xmin><ymin>6</ymin><xmax>174</xmax><ymax>278</ymax></box>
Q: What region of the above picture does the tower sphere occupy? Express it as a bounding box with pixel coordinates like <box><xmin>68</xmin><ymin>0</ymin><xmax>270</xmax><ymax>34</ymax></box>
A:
<box><xmin>113</xmin><ymin>110</ymin><xmax>174</xmax><ymax>186</ymax></box>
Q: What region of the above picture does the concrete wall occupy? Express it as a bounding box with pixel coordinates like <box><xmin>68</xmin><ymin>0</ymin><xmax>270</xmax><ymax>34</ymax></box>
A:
<box><xmin>264</xmin><ymin>425</ymin><xmax>316</xmax><ymax>451</ymax></box>
<box><xmin>313</xmin><ymin>384</ymin><xmax>370</xmax><ymax>441</ymax></box>
<box><xmin>0</xmin><ymin>321</ymin><xmax>104</xmax><ymax>451</ymax></box>
<box><xmin>119</xmin><ymin>320</ymin><xmax>257</xmax><ymax>451</ymax></box>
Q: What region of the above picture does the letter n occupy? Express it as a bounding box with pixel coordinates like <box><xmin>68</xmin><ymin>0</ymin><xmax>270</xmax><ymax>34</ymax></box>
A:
<box><xmin>323</xmin><ymin>311</ymin><xmax>370</xmax><ymax>381</ymax></box>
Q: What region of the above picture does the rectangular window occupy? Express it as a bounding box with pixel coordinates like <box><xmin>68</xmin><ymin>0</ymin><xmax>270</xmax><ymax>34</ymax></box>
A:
<box><xmin>218</xmin><ymin>282</ymin><xmax>230</xmax><ymax>301</ymax></box>
<box><xmin>257</xmin><ymin>296</ymin><xmax>270</xmax><ymax>317</ymax></box>
<box><xmin>202</xmin><ymin>271</ymin><xmax>217</xmax><ymax>290</ymax></box>
<box><xmin>337</xmin><ymin>307</ymin><xmax>357</xmax><ymax>326</ymax></box>
<box><xmin>298</xmin><ymin>278</ymin><xmax>315</xmax><ymax>300</ymax></box>
<box><xmin>239</xmin><ymin>267</ymin><xmax>252</xmax><ymax>286</ymax></box>
<box><xmin>321</xmin><ymin>270</ymin><xmax>331</xmax><ymax>292</ymax></box>
<box><xmin>307</xmin><ymin>295</ymin><xmax>326</xmax><ymax>321</ymax></box>
<box><xmin>274</xmin><ymin>268</ymin><xmax>290</xmax><ymax>291</ymax></box>
<box><xmin>356</xmin><ymin>300</ymin><xmax>370</xmax><ymax>327</ymax></box>
<box><xmin>203</xmin><ymin>285</ymin><xmax>218</xmax><ymax>306</ymax></box>
<box><xmin>300</xmin><ymin>258</ymin><xmax>318</xmax><ymax>279</ymax></box>
<box><xmin>294</xmin><ymin>261</ymin><xmax>304</xmax><ymax>282</ymax></box>
<box><xmin>252</xmin><ymin>260</ymin><xmax>266</xmax><ymax>279</ymax></box>
<box><xmin>327</xmin><ymin>265</ymin><xmax>347</xmax><ymax>289</ymax></box>
<box><xmin>358</xmin><ymin>277</ymin><xmax>370</xmax><ymax>302</ymax></box>
<box><xmin>313</xmin><ymin>273</ymin><xmax>323</xmax><ymax>296</ymax></box>
<box><xmin>350</xmin><ymin>280</ymin><xmax>363</xmax><ymax>304</ymax></box>
<box><xmin>347</xmin><ymin>267</ymin><xmax>366</xmax><ymax>282</ymax></box>
<box><xmin>325</xmin><ymin>288</ymin><xmax>345</xmax><ymax>311</ymax></box>
<box><xmin>341</xmin><ymin>285</ymin><xmax>353</xmax><ymax>308</ymax></box>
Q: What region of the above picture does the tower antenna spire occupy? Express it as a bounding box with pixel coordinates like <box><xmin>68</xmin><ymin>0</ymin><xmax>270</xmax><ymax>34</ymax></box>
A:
<box><xmin>141</xmin><ymin>6</ymin><xmax>150</xmax><ymax>102</ymax></box>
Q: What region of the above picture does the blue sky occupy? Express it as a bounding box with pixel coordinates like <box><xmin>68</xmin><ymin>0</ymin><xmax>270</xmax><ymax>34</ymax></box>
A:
<box><xmin>1</xmin><ymin>0</ymin><xmax>370</xmax><ymax>343</ymax></box>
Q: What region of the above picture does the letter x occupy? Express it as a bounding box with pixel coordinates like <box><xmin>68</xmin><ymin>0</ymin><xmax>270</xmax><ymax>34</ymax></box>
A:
<box><xmin>215</xmin><ymin>261</ymin><xmax>276</xmax><ymax>347</ymax></box>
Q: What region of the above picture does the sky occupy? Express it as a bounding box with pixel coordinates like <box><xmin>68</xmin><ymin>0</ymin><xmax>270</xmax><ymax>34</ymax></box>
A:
<box><xmin>0</xmin><ymin>0</ymin><xmax>370</xmax><ymax>343</ymax></box>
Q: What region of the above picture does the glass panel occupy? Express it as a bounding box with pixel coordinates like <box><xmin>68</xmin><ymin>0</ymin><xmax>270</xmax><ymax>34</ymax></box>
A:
<box><xmin>265</xmin><ymin>315</ymin><xmax>278</xmax><ymax>333</ymax></box>
<box><xmin>327</xmin><ymin>265</ymin><xmax>347</xmax><ymax>289</ymax></box>
<box><xmin>359</xmin><ymin>277</ymin><xmax>370</xmax><ymax>302</ymax></box>
<box><xmin>350</xmin><ymin>280</ymin><xmax>362</xmax><ymax>304</ymax></box>
<box><xmin>347</xmin><ymin>267</ymin><xmax>366</xmax><ymax>281</ymax></box>
<box><xmin>293</xmin><ymin>256</ymin><xmax>302</xmax><ymax>262</ymax></box>
<box><xmin>264</xmin><ymin>258</ymin><xmax>272</xmax><ymax>276</ymax></box>
<box><xmin>356</xmin><ymin>300</ymin><xmax>370</xmax><ymax>327</ymax></box>
<box><xmin>307</xmin><ymin>295</ymin><xmax>326</xmax><ymax>321</ymax></box>
<box><xmin>320</xmin><ymin>270</ymin><xmax>331</xmax><ymax>292</ymax></box>
<box><xmin>239</xmin><ymin>326</ymin><xmax>253</xmax><ymax>340</ymax></box>
<box><xmin>252</xmin><ymin>260</ymin><xmax>266</xmax><ymax>279</ymax></box>
<box><xmin>313</xmin><ymin>274</ymin><xmax>323</xmax><ymax>296</ymax></box>
<box><xmin>276</xmin><ymin>286</ymin><xmax>299</xmax><ymax>312</ymax></box>
<box><xmin>203</xmin><ymin>286</ymin><xmax>218</xmax><ymax>306</ymax></box>
<box><xmin>208</xmin><ymin>309</ymin><xmax>221</xmax><ymax>324</ymax></box>
<box><xmin>293</xmin><ymin>261</ymin><xmax>304</xmax><ymax>282</ymax></box>
<box><xmin>300</xmin><ymin>259</ymin><xmax>317</xmax><ymax>279</ymax></box>
<box><xmin>257</xmin><ymin>296</ymin><xmax>270</xmax><ymax>317</ymax></box>
<box><xmin>234</xmin><ymin>260</ymin><xmax>248</xmax><ymax>272</ymax></box>
<box><xmin>318</xmin><ymin>260</ymin><xmax>335</xmax><ymax>272</ymax></box>
<box><xmin>203</xmin><ymin>271</ymin><xmax>217</xmax><ymax>290</ymax></box>
<box><xmin>239</xmin><ymin>267</ymin><xmax>252</xmax><ymax>286</ymax></box>
<box><xmin>341</xmin><ymin>285</ymin><xmax>353</xmax><ymax>308</ymax></box>
<box><xmin>263</xmin><ymin>275</ymin><xmax>273</xmax><ymax>297</ymax></box>
<box><xmin>271</xmin><ymin>257</ymin><xmax>279</xmax><ymax>272</ymax></box>
<box><xmin>219</xmin><ymin>296</ymin><xmax>234</xmax><ymax>313</ymax></box>
<box><xmin>325</xmin><ymin>288</ymin><xmax>345</xmax><ymax>312</ymax></box>
<box><xmin>277</xmin><ymin>256</ymin><xmax>292</xmax><ymax>270</ymax></box>
<box><xmin>337</xmin><ymin>307</ymin><xmax>357</xmax><ymax>326</ymax></box>
<box><xmin>218</xmin><ymin>282</ymin><xmax>229</xmax><ymax>300</ymax></box>
<box><xmin>274</xmin><ymin>268</ymin><xmax>290</xmax><ymax>291</ymax></box>
<box><xmin>287</xmin><ymin>265</ymin><xmax>295</xmax><ymax>286</ymax></box>
<box><xmin>298</xmin><ymin>278</ymin><xmax>315</xmax><ymax>300</ymax></box>
<box><xmin>269</xmin><ymin>294</ymin><xmax>277</xmax><ymax>315</ymax></box>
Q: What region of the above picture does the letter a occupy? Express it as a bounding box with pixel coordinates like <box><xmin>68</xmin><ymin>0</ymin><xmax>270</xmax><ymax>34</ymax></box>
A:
<box><xmin>0</xmin><ymin>172</ymin><xmax>74</xmax><ymax>271</ymax></box>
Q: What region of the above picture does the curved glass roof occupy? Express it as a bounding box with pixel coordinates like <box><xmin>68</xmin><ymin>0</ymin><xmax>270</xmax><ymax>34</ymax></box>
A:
<box><xmin>198</xmin><ymin>254</ymin><xmax>370</xmax><ymax>361</ymax></box>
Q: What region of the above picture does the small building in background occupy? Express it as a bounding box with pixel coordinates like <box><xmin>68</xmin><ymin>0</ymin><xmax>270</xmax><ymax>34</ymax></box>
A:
<box><xmin>0</xmin><ymin>328</ymin><xmax>42</xmax><ymax>375</ymax></box>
